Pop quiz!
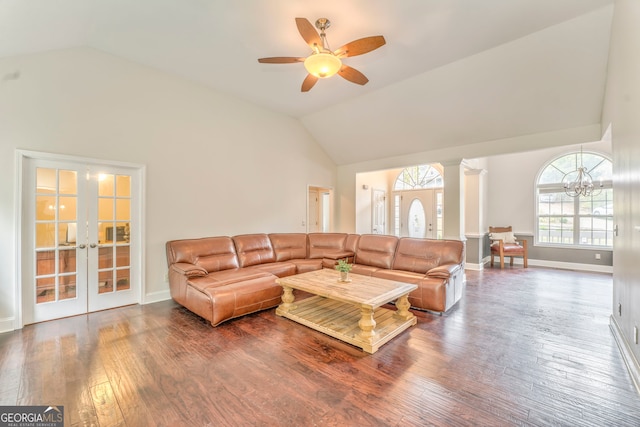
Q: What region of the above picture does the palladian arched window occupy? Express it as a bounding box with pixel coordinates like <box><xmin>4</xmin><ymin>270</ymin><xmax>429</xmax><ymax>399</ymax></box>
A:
<box><xmin>536</xmin><ymin>151</ymin><xmax>613</xmax><ymax>247</ymax></box>
<box><xmin>393</xmin><ymin>165</ymin><xmax>443</xmax><ymax>190</ymax></box>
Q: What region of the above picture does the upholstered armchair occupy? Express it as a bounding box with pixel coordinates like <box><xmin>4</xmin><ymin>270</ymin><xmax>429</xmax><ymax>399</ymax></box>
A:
<box><xmin>489</xmin><ymin>226</ymin><xmax>528</xmax><ymax>268</ymax></box>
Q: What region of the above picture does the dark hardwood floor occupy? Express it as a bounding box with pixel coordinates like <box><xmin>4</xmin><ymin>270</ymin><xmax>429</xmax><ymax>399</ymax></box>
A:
<box><xmin>1</xmin><ymin>267</ymin><xmax>639</xmax><ymax>426</ymax></box>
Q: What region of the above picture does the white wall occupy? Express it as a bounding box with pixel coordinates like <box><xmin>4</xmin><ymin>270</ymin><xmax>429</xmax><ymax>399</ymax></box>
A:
<box><xmin>602</xmin><ymin>0</ymin><xmax>640</xmax><ymax>381</ymax></box>
<box><xmin>0</xmin><ymin>48</ymin><xmax>336</xmax><ymax>330</ymax></box>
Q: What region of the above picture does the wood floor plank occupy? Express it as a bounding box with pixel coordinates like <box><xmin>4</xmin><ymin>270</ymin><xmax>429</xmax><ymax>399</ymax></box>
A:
<box><xmin>90</xmin><ymin>381</ymin><xmax>126</xmax><ymax>427</ymax></box>
<box><xmin>1</xmin><ymin>266</ymin><xmax>639</xmax><ymax>426</ymax></box>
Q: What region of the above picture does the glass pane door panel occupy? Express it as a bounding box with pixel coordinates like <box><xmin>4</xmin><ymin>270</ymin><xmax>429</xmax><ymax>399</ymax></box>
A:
<box><xmin>59</xmin><ymin>170</ymin><xmax>77</xmax><ymax>194</ymax></box>
<box><xmin>116</xmin><ymin>199</ymin><xmax>130</xmax><ymax>221</ymax></box>
<box><xmin>59</xmin><ymin>249</ymin><xmax>76</xmax><ymax>274</ymax></box>
<box><xmin>99</xmin><ymin>270</ymin><xmax>113</xmax><ymax>294</ymax></box>
<box><xmin>36</xmin><ymin>196</ymin><xmax>56</xmax><ymax>220</ymax></box>
<box><xmin>116</xmin><ymin>175</ymin><xmax>131</xmax><ymax>197</ymax></box>
<box><xmin>98</xmin><ymin>174</ymin><xmax>114</xmax><ymax>196</ymax></box>
<box><xmin>116</xmin><ymin>246</ymin><xmax>130</xmax><ymax>267</ymax></box>
<box><xmin>35</xmin><ymin>223</ymin><xmax>55</xmax><ymax>248</ymax></box>
<box><xmin>36</xmin><ymin>277</ymin><xmax>55</xmax><ymax>303</ymax></box>
<box><xmin>116</xmin><ymin>269</ymin><xmax>130</xmax><ymax>291</ymax></box>
<box><xmin>36</xmin><ymin>168</ymin><xmax>56</xmax><ymax>193</ymax></box>
<box><xmin>36</xmin><ymin>250</ymin><xmax>55</xmax><ymax>276</ymax></box>
<box><xmin>99</xmin><ymin>247</ymin><xmax>113</xmax><ymax>269</ymax></box>
<box><xmin>98</xmin><ymin>199</ymin><xmax>114</xmax><ymax>221</ymax></box>
<box><xmin>59</xmin><ymin>197</ymin><xmax>77</xmax><ymax>220</ymax></box>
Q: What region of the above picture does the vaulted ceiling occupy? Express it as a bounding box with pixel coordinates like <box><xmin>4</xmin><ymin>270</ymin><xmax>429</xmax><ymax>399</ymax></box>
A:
<box><xmin>0</xmin><ymin>0</ymin><xmax>614</xmax><ymax>165</ymax></box>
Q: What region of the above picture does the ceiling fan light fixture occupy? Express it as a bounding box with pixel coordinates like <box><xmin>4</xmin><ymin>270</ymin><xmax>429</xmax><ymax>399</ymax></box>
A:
<box><xmin>304</xmin><ymin>52</ymin><xmax>342</xmax><ymax>78</ymax></box>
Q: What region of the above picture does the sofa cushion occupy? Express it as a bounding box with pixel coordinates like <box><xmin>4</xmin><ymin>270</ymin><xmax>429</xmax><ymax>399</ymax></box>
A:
<box><xmin>289</xmin><ymin>259</ymin><xmax>323</xmax><ymax>273</ymax></box>
<box><xmin>243</xmin><ymin>262</ymin><xmax>297</xmax><ymax>278</ymax></box>
<box><xmin>166</xmin><ymin>236</ymin><xmax>239</xmax><ymax>273</ymax></box>
<box><xmin>435</xmin><ymin>239</ymin><xmax>465</xmax><ymax>265</ymax></box>
<box><xmin>350</xmin><ymin>264</ymin><xmax>380</xmax><ymax>276</ymax></box>
<box><xmin>188</xmin><ymin>269</ymin><xmax>273</xmax><ymax>290</ymax></box>
<box><xmin>392</xmin><ymin>238</ymin><xmax>441</xmax><ymax>274</ymax></box>
<box><xmin>269</xmin><ymin>233</ymin><xmax>308</xmax><ymax>261</ymax></box>
<box><xmin>308</xmin><ymin>233</ymin><xmax>348</xmax><ymax>259</ymax></box>
<box><xmin>354</xmin><ymin>234</ymin><xmax>398</xmax><ymax>269</ymax></box>
<box><xmin>233</xmin><ymin>234</ymin><xmax>276</xmax><ymax>267</ymax></box>
<box><xmin>489</xmin><ymin>231</ymin><xmax>516</xmax><ymax>244</ymax></box>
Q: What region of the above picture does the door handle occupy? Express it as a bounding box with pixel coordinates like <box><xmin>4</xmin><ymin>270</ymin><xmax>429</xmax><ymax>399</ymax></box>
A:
<box><xmin>89</xmin><ymin>243</ymin><xmax>98</xmax><ymax>248</ymax></box>
<box><xmin>78</xmin><ymin>244</ymin><xmax>86</xmax><ymax>249</ymax></box>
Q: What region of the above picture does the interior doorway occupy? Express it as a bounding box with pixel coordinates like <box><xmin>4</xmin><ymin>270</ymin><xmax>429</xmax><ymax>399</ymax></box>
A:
<box><xmin>371</xmin><ymin>189</ymin><xmax>387</xmax><ymax>234</ymax></box>
<box><xmin>18</xmin><ymin>151</ymin><xmax>143</xmax><ymax>325</ymax></box>
<box><xmin>307</xmin><ymin>186</ymin><xmax>332</xmax><ymax>232</ymax></box>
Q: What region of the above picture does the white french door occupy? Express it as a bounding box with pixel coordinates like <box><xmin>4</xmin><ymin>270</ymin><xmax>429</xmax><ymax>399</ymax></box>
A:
<box><xmin>22</xmin><ymin>155</ymin><xmax>141</xmax><ymax>324</ymax></box>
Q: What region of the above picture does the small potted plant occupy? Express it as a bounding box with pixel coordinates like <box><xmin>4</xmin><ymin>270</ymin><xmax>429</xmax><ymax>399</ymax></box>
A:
<box><xmin>335</xmin><ymin>258</ymin><xmax>353</xmax><ymax>282</ymax></box>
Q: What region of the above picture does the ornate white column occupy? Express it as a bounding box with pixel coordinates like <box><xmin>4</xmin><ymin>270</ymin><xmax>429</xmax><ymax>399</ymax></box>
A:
<box><xmin>441</xmin><ymin>160</ymin><xmax>467</xmax><ymax>242</ymax></box>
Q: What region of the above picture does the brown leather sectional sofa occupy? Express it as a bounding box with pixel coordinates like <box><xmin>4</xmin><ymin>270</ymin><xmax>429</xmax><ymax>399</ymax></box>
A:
<box><xmin>166</xmin><ymin>233</ymin><xmax>465</xmax><ymax>327</ymax></box>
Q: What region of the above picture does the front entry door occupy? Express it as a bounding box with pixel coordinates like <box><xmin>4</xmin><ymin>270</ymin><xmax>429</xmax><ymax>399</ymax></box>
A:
<box><xmin>398</xmin><ymin>189</ymin><xmax>442</xmax><ymax>238</ymax></box>
<box><xmin>23</xmin><ymin>156</ymin><xmax>140</xmax><ymax>324</ymax></box>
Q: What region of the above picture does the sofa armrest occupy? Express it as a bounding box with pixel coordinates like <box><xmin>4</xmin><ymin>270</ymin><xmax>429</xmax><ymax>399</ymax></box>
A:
<box><xmin>170</xmin><ymin>262</ymin><xmax>208</xmax><ymax>278</ymax></box>
<box><xmin>426</xmin><ymin>264</ymin><xmax>460</xmax><ymax>279</ymax></box>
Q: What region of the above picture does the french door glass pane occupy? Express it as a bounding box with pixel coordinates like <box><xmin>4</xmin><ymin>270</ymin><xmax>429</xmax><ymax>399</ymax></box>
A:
<box><xmin>116</xmin><ymin>175</ymin><xmax>131</xmax><ymax>197</ymax></box>
<box><xmin>116</xmin><ymin>269</ymin><xmax>130</xmax><ymax>291</ymax></box>
<box><xmin>97</xmin><ymin>172</ymin><xmax>131</xmax><ymax>295</ymax></box>
<box><xmin>34</xmin><ymin>167</ymin><xmax>78</xmax><ymax>305</ymax></box>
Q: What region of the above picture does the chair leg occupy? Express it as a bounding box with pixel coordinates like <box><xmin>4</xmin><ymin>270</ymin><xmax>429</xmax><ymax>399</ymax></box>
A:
<box><xmin>510</xmin><ymin>256</ymin><xmax>514</xmax><ymax>266</ymax></box>
<box><xmin>500</xmin><ymin>253</ymin><xmax>504</xmax><ymax>269</ymax></box>
<box><xmin>491</xmin><ymin>254</ymin><xmax>494</xmax><ymax>267</ymax></box>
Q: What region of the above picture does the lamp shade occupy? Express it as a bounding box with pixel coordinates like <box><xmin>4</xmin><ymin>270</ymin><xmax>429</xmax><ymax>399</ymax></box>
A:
<box><xmin>304</xmin><ymin>52</ymin><xmax>342</xmax><ymax>78</ymax></box>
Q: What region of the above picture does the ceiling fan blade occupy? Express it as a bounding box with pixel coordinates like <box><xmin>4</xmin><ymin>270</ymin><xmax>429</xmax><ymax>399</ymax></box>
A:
<box><xmin>301</xmin><ymin>74</ymin><xmax>318</xmax><ymax>92</ymax></box>
<box><xmin>334</xmin><ymin>36</ymin><xmax>386</xmax><ymax>58</ymax></box>
<box><xmin>258</xmin><ymin>57</ymin><xmax>305</xmax><ymax>64</ymax></box>
<box><xmin>338</xmin><ymin>65</ymin><xmax>369</xmax><ymax>85</ymax></box>
<box><xmin>296</xmin><ymin>18</ymin><xmax>322</xmax><ymax>49</ymax></box>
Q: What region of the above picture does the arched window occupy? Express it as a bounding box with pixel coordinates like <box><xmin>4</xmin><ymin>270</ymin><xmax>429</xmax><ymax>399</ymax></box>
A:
<box><xmin>393</xmin><ymin>165</ymin><xmax>443</xmax><ymax>190</ymax></box>
<box><xmin>536</xmin><ymin>151</ymin><xmax>613</xmax><ymax>247</ymax></box>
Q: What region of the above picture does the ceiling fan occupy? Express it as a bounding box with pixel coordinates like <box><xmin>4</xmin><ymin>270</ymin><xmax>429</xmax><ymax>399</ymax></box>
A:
<box><xmin>258</xmin><ymin>17</ymin><xmax>386</xmax><ymax>92</ymax></box>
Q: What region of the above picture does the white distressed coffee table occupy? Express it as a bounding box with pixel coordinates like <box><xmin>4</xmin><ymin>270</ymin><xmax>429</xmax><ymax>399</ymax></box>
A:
<box><xmin>275</xmin><ymin>269</ymin><xmax>417</xmax><ymax>354</ymax></box>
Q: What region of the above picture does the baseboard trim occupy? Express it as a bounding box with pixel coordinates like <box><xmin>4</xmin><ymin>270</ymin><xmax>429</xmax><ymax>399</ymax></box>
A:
<box><xmin>610</xmin><ymin>315</ymin><xmax>640</xmax><ymax>395</ymax></box>
<box><xmin>464</xmin><ymin>262</ymin><xmax>484</xmax><ymax>271</ymax></box>
<box><xmin>525</xmin><ymin>259</ymin><xmax>612</xmax><ymax>273</ymax></box>
<box><xmin>143</xmin><ymin>290</ymin><xmax>171</xmax><ymax>305</ymax></box>
<box><xmin>480</xmin><ymin>257</ymin><xmax>612</xmax><ymax>273</ymax></box>
<box><xmin>0</xmin><ymin>317</ymin><xmax>16</xmax><ymax>333</ymax></box>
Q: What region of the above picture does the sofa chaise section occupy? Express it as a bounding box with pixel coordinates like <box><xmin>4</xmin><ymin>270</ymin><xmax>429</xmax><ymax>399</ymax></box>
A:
<box><xmin>166</xmin><ymin>236</ymin><xmax>283</xmax><ymax>326</ymax></box>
